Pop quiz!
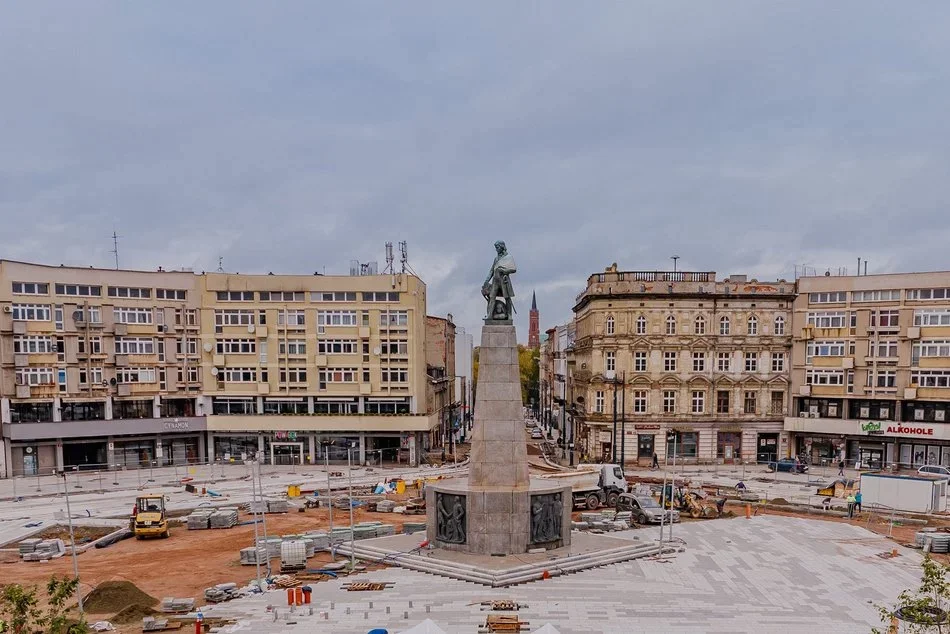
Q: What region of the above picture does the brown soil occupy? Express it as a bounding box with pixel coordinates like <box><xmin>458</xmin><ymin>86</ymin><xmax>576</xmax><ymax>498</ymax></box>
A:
<box><xmin>83</xmin><ymin>580</ymin><xmax>157</xmax><ymax>614</ymax></box>
<box><xmin>109</xmin><ymin>602</ymin><xmax>159</xmax><ymax>624</ymax></box>
<box><xmin>34</xmin><ymin>525</ymin><xmax>115</xmax><ymax>545</ymax></box>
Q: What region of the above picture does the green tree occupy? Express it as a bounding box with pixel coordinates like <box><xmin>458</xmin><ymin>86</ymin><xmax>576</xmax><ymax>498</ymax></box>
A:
<box><xmin>0</xmin><ymin>576</ymin><xmax>87</xmax><ymax>634</ymax></box>
<box><xmin>873</xmin><ymin>555</ymin><xmax>950</xmax><ymax>633</ymax></box>
<box><xmin>518</xmin><ymin>345</ymin><xmax>539</xmax><ymax>405</ymax></box>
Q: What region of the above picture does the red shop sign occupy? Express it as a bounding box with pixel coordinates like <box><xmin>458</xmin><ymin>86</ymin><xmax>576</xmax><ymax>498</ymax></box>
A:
<box><xmin>886</xmin><ymin>425</ymin><xmax>935</xmax><ymax>437</ymax></box>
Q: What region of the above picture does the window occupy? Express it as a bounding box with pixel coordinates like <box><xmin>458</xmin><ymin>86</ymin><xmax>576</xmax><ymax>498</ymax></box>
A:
<box><xmin>314</xmin><ymin>400</ymin><xmax>359</xmax><ymax>414</ymax></box>
<box><xmin>605</xmin><ymin>315</ymin><xmax>615</xmax><ymax>335</ymax></box>
<box><xmin>911</xmin><ymin>370</ymin><xmax>950</xmax><ymax>388</ymax></box>
<box><xmin>313</xmin><ymin>291</ymin><xmax>357</xmax><ymax>302</ymax></box>
<box><xmin>13</xmin><ymin>335</ymin><xmax>54</xmax><ymax>354</ymax></box>
<box><xmin>318</xmin><ymin>310</ymin><xmax>358</xmax><ymax>326</ymax></box>
<box><xmin>805</xmin><ymin>369</ymin><xmax>845</xmax><ymax>385</ymax></box>
<box><xmin>113</xmin><ymin>307</ymin><xmax>153</xmax><ymax>324</ymax></box>
<box><xmin>719</xmin><ymin>316</ymin><xmax>730</xmax><ymax>335</ymax></box>
<box><xmin>362</xmin><ymin>292</ymin><xmax>400</xmax><ymax>302</ymax></box>
<box><xmin>364</xmin><ymin>400</ymin><xmax>411</xmax><ymax>414</ymax></box>
<box><xmin>662</xmin><ymin>390</ymin><xmax>677</xmax><ymax>414</ymax></box>
<box><xmin>318</xmin><ymin>339</ymin><xmax>359</xmax><ymax>354</ymax></box>
<box><xmin>807</xmin><ymin>311</ymin><xmax>847</xmax><ymax>328</ymax></box>
<box><xmin>54</xmin><ymin>284</ymin><xmax>101</xmax><ymax>297</ymax></box>
<box><xmin>216</xmin><ymin>291</ymin><xmax>254</xmax><ymax>301</ymax></box>
<box><xmin>716</xmin><ymin>390</ymin><xmax>730</xmax><ymax>414</ymax></box>
<box><xmin>747</xmin><ymin>315</ymin><xmax>758</xmax><ymax>335</ymax></box>
<box><xmin>379</xmin><ymin>340</ymin><xmax>408</xmax><ymax>356</ymax></box>
<box><xmin>806</xmin><ymin>340</ymin><xmax>847</xmax><ymax>361</ymax></box>
<box><xmin>9</xmin><ymin>402</ymin><xmax>54</xmax><ymax>423</ymax></box>
<box><xmin>278</xmin><ymin>339</ymin><xmax>307</xmax><ymax>355</ymax></box>
<box><xmin>115</xmin><ymin>337</ymin><xmax>155</xmax><ymax>355</ymax></box>
<box><xmin>212</xmin><ymin>397</ymin><xmax>256</xmax><ymax>415</ymax></box>
<box><xmin>61</xmin><ymin>401</ymin><xmax>105</xmax><ymax>421</ymax></box>
<box><xmin>319</xmin><ymin>367</ymin><xmax>358</xmax><ymax>383</ymax></box>
<box><xmin>694</xmin><ymin>316</ymin><xmax>706</xmax><ymax>335</ymax></box>
<box><xmin>214</xmin><ymin>309</ymin><xmax>254</xmax><ymax>326</ymax></box>
<box><xmin>636</xmin><ymin>316</ymin><xmax>647</xmax><ymax>335</ymax></box>
<box><xmin>692</xmin><ymin>352</ymin><xmax>706</xmax><ymax>372</ymax></box>
<box><xmin>853</xmin><ymin>289</ymin><xmax>900</xmax><ymax>302</ymax></box>
<box><xmin>155</xmin><ymin>288</ymin><xmax>187</xmax><ymax>300</ymax></box>
<box><xmin>663</xmin><ymin>351</ymin><xmax>678</xmax><ymax>372</ymax></box>
<box><xmin>847</xmin><ymin>370</ymin><xmax>855</xmax><ymax>393</ymax></box>
<box><xmin>259</xmin><ymin>291</ymin><xmax>304</xmax><ymax>302</ymax></box>
<box><xmin>691</xmin><ymin>391</ymin><xmax>705</xmax><ymax>414</ymax></box>
<box><xmin>868</xmin><ymin>370</ymin><xmax>897</xmax><ymax>388</ymax></box>
<box><xmin>770</xmin><ymin>352</ymin><xmax>785</xmax><ymax>372</ymax></box>
<box><xmin>605</xmin><ymin>351</ymin><xmax>616</xmax><ymax>372</ymax></box>
<box><xmin>78</xmin><ymin>367</ymin><xmax>103</xmax><ymax>385</ymax></box>
<box><xmin>774</xmin><ymin>315</ymin><xmax>786</xmax><ymax>335</ymax></box>
<box><xmin>717</xmin><ymin>352</ymin><xmax>732</xmax><ymax>372</ymax></box>
<box><xmin>869</xmin><ymin>340</ymin><xmax>899</xmax><ymax>358</ymax></box>
<box><xmin>808</xmin><ymin>292</ymin><xmax>847</xmax><ymax>304</ymax></box>
<box><xmin>108</xmin><ymin>286</ymin><xmax>151</xmax><ymax>299</ymax></box>
<box><xmin>744</xmin><ymin>391</ymin><xmax>757</xmax><ymax>414</ymax></box>
<box><xmin>914</xmin><ymin>310</ymin><xmax>950</xmax><ymax>327</ymax></box>
<box><xmin>217</xmin><ymin>339</ymin><xmax>256</xmax><ymax>354</ymax></box>
<box><xmin>634</xmin><ymin>351</ymin><xmax>647</xmax><ymax>372</ymax></box>
<box><xmin>633</xmin><ymin>390</ymin><xmax>648</xmax><ymax>414</ymax></box>
<box><xmin>667</xmin><ymin>431</ymin><xmax>698</xmax><ymax>458</ymax></box>
<box><xmin>115</xmin><ymin>368</ymin><xmax>156</xmax><ymax>383</ymax></box>
<box><xmin>222</xmin><ymin>367</ymin><xmax>257</xmax><ymax>383</ymax></box>
<box><xmin>916</xmin><ymin>340</ymin><xmax>950</xmax><ymax>358</ymax></box>
<box><xmin>175</xmin><ymin>308</ymin><xmax>198</xmax><ymax>326</ymax></box>
<box><xmin>380</xmin><ymin>310</ymin><xmax>408</xmax><ymax>326</ymax></box>
<box><xmin>176</xmin><ymin>338</ymin><xmax>198</xmax><ymax>356</ymax></box>
<box><xmin>744</xmin><ymin>352</ymin><xmax>758</xmax><ymax>372</ymax></box>
<box><xmin>176</xmin><ymin>367</ymin><xmax>199</xmax><ymax>383</ymax></box>
<box><xmin>590</xmin><ymin>390</ymin><xmax>605</xmax><ymax>414</ymax></box>
<box><xmin>871</xmin><ymin>309</ymin><xmax>900</xmax><ymax>329</ymax></box>
<box><xmin>665</xmin><ymin>315</ymin><xmax>676</xmax><ymax>335</ymax></box>
<box><xmin>12</xmin><ymin>304</ymin><xmax>51</xmax><ymax>321</ymax></box>
<box><xmin>277</xmin><ymin>310</ymin><xmax>306</xmax><ymax>327</ymax></box>
<box><xmin>770</xmin><ymin>391</ymin><xmax>785</xmax><ymax>414</ymax></box>
<box><xmin>113</xmin><ymin>399</ymin><xmax>153</xmax><ymax>419</ymax></box>
<box><xmin>16</xmin><ymin>367</ymin><xmax>55</xmax><ymax>386</ymax></box>
<box><xmin>262</xmin><ymin>399</ymin><xmax>307</xmax><ymax>414</ymax></box>
<box><xmin>908</xmin><ymin>288</ymin><xmax>950</xmax><ymax>301</ymax></box>
<box><xmin>381</xmin><ymin>367</ymin><xmax>409</xmax><ymax>383</ymax></box>
<box><xmin>73</xmin><ymin>306</ymin><xmax>102</xmax><ymax>323</ymax></box>
<box><xmin>12</xmin><ymin>282</ymin><xmax>48</xmax><ymax>295</ymax></box>
<box><xmin>279</xmin><ymin>367</ymin><xmax>308</xmax><ymax>383</ymax></box>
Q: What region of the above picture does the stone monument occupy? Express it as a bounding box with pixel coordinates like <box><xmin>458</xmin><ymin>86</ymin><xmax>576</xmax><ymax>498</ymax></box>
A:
<box><xmin>426</xmin><ymin>241</ymin><xmax>571</xmax><ymax>555</ymax></box>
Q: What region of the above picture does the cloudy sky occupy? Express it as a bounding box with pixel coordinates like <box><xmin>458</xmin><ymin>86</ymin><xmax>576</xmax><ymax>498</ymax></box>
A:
<box><xmin>1</xmin><ymin>3</ymin><xmax>948</xmax><ymax>338</ymax></box>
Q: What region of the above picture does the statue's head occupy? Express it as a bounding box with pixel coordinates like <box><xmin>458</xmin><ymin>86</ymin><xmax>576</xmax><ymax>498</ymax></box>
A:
<box><xmin>494</xmin><ymin>240</ymin><xmax>506</xmax><ymax>254</ymax></box>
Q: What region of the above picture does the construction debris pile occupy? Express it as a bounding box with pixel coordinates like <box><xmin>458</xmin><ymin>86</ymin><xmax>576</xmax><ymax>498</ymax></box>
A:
<box><xmin>573</xmin><ymin>511</ymin><xmax>633</xmax><ymax>532</ymax></box>
<box><xmin>18</xmin><ymin>538</ymin><xmax>66</xmax><ymax>561</ymax></box>
<box><xmin>204</xmin><ymin>582</ymin><xmax>242</xmax><ymax>603</ymax></box>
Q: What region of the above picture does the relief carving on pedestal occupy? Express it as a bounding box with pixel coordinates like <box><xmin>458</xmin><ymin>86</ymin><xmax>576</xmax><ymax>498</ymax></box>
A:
<box><xmin>530</xmin><ymin>493</ymin><xmax>563</xmax><ymax>544</ymax></box>
<box><xmin>436</xmin><ymin>493</ymin><xmax>467</xmax><ymax>544</ymax></box>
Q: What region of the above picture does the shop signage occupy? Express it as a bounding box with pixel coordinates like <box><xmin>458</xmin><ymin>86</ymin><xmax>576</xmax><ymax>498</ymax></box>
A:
<box><xmin>886</xmin><ymin>425</ymin><xmax>935</xmax><ymax>437</ymax></box>
<box><xmin>634</xmin><ymin>424</ymin><xmax>661</xmax><ymax>430</ymax></box>
<box><xmin>163</xmin><ymin>421</ymin><xmax>191</xmax><ymax>432</ymax></box>
<box><xmin>274</xmin><ymin>431</ymin><xmax>298</xmax><ymax>441</ymax></box>
<box><xmin>860</xmin><ymin>421</ymin><xmax>882</xmax><ymax>433</ymax></box>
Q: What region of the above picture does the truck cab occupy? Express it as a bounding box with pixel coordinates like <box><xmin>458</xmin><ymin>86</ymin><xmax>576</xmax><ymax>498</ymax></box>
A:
<box><xmin>576</xmin><ymin>463</ymin><xmax>629</xmax><ymax>508</ymax></box>
<box><xmin>133</xmin><ymin>495</ymin><xmax>169</xmax><ymax>539</ymax></box>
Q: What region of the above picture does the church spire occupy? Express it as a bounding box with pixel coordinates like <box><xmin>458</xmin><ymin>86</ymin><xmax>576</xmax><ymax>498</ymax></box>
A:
<box><xmin>531</xmin><ymin>290</ymin><xmax>537</xmax><ymax>311</ymax></box>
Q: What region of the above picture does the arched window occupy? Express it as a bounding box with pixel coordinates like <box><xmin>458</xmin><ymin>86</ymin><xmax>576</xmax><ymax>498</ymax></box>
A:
<box><xmin>720</xmin><ymin>316</ymin><xmax>731</xmax><ymax>335</ymax></box>
<box><xmin>636</xmin><ymin>315</ymin><xmax>647</xmax><ymax>335</ymax></box>
<box><xmin>605</xmin><ymin>315</ymin><xmax>615</xmax><ymax>335</ymax></box>
<box><xmin>694</xmin><ymin>315</ymin><xmax>706</xmax><ymax>335</ymax></box>
<box><xmin>774</xmin><ymin>315</ymin><xmax>786</xmax><ymax>336</ymax></box>
<box><xmin>748</xmin><ymin>315</ymin><xmax>758</xmax><ymax>335</ymax></box>
<box><xmin>666</xmin><ymin>315</ymin><xmax>677</xmax><ymax>335</ymax></box>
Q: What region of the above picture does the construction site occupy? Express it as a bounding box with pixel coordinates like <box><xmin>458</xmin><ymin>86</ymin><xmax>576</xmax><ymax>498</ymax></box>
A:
<box><xmin>1</xmin><ymin>440</ymin><xmax>947</xmax><ymax>633</ymax></box>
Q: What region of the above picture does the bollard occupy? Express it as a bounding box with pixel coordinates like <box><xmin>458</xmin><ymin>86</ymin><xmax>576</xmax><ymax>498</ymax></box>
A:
<box><xmin>409</xmin><ymin>600</ymin><xmax>413</xmax><ymax>608</ymax></box>
<box><xmin>295</xmin><ymin>587</ymin><xmax>303</xmax><ymax>606</ymax></box>
<box><xmin>745</xmin><ymin>504</ymin><xmax>751</xmax><ymax>519</ymax></box>
<box><xmin>404</xmin><ymin>611</ymin><xmax>409</xmax><ymax>619</ymax></box>
<box><xmin>369</xmin><ymin>601</ymin><xmax>373</xmax><ymax>609</ymax></box>
<box><xmin>386</xmin><ymin>606</ymin><xmax>391</xmax><ymax>614</ymax></box>
<box><xmin>287</xmin><ymin>589</ymin><xmax>294</xmax><ymax>606</ymax></box>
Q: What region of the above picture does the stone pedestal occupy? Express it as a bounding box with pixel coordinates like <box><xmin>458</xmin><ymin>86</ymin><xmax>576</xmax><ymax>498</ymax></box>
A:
<box><xmin>427</xmin><ymin>323</ymin><xmax>571</xmax><ymax>555</ymax></box>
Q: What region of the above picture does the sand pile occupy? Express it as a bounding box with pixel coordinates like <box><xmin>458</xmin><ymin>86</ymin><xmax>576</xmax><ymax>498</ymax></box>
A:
<box><xmin>83</xmin><ymin>580</ymin><xmax>158</xmax><ymax>614</ymax></box>
<box><xmin>110</xmin><ymin>603</ymin><xmax>159</xmax><ymax>624</ymax></box>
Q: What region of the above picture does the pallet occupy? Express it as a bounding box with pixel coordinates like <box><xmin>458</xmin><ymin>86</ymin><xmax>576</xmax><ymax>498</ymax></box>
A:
<box><xmin>484</xmin><ymin>614</ymin><xmax>529</xmax><ymax>632</ymax></box>
<box><xmin>341</xmin><ymin>581</ymin><xmax>395</xmax><ymax>591</ymax></box>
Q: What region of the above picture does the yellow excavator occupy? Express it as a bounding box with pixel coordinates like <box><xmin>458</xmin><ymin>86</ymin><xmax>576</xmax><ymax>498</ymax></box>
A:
<box><xmin>131</xmin><ymin>495</ymin><xmax>170</xmax><ymax>539</ymax></box>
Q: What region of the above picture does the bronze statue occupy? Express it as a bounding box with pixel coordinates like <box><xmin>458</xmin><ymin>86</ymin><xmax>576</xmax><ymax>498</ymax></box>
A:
<box><xmin>482</xmin><ymin>240</ymin><xmax>517</xmax><ymax>321</ymax></box>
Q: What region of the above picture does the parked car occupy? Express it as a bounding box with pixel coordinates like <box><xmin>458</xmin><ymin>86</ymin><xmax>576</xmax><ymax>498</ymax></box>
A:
<box><xmin>616</xmin><ymin>493</ymin><xmax>680</xmax><ymax>525</ymax></box>
<box><xmin>918</xmin><ymin>465</ymin><xmax>950</xmax><ymax>478</ymax></box>
<box><xmin>530</xmin><ymin>428</ymin><xmax>544</xmax><ymax>439</ymax></box>
<box><xmin>767</xmin><ymin>458</ymin><xmax>808</xmax><ymax>474</ymax></box>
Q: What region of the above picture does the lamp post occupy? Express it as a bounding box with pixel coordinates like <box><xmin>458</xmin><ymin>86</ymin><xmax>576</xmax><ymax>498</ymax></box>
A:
<box><xmin>60</xmin><ymin>470</ymin><xmax>84</xmax><ymax>616</ymax></box>
<box><xmin>347</xmin><ymin>442</ymin><xmax>356</xmax><ymax>569</ymax></box>
<box><xmin>321</xmin><ymin>441</ymin><xmax>335</xmax><ymax>561</ymax></box>
<box><xmin>671</xmin><ymin>255</ymin><xmax>680</xmax><ymax>274</ymax></box>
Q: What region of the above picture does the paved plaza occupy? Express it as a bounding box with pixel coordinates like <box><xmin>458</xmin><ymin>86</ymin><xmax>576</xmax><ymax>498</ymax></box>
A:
<box><xmin>209</xmin><ymin>515</ymin><xmax>923</xmax><ymax>633</ymax></box>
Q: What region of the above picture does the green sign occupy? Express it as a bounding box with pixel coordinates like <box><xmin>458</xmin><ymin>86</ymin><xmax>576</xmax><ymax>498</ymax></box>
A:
<box><xmin>860</xmin><ymin>421</ymin><xmax>882</xmax><ymax>433</ymax></box>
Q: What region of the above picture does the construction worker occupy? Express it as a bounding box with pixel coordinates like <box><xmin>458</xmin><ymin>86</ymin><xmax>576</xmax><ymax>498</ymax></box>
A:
<box><xmin>846</xmin><ymin>493</ymin><xmax>856</xmax><ymax>519</ymax></box>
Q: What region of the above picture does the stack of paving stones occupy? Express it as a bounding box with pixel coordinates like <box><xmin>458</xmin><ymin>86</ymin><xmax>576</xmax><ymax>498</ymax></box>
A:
<box><xmin>375</xmin><ymin>524</ymin><xmax>396</xmax><ymax>537</ymax></box>
<box><xmin>239</xmin><ymin>546</ymin><xmax>268</xmax><ymax>566</ymax></box>
<box><xmin>930</xmin><ymin>534</ymin><xmax>950</xmax><ymax>553</ymax></box>
<box><xmin>186</xmin><ymin>508</ymin><xmax>214</xmax><ymax>530</ymax></box>
<box><xmin>142</xmin><ymin>616</ymin><xmax>171</xmax><ymax>631</ymax></box>
<box><xmin>304</xmin><ymin>531</ymin><xmax>330</xmax><ymax>549</ymax></box>
<box><xmin>266</xmin><ymin>499</ymin><xmax>289</xmax><ymax>513</ymax></box>
<box><xmin>18</xmin><ymin>538</ymin><xmax>42</xmax><ymax>557</ymax></box>
<box><xmin>376</xmin><ymin>500</ymin><xmax>396</xmax><ymax>512</ymax></box>
<box><xmin>22</xmin><ymin>539</ymin><xmax>65</xmax><ymax>561</ymax></box>
<box><xmin>159</xmin><ymin>597</ymin><xmax>195</xmax><ymax>613</ymax></box>
<box><xmin>257</xmin><ymin>538</ymin><xmax>283</xmax><ymax>558</ymax></box>
<box><xmin>354</xmin><ymin>522</ymin><xmax>382</xmax><ymax>539</ymax></box>
<box><xmin>403</xmin><ymin>522</ymin><xmax>426</xmax><ymax>535</ymax></box>
<box><xmin>210</xmin><ymin>508</ymin><xmax>239</xmax><ymax>529</ymax></box>
<box><xmin>204</xmin><ymin>583</ymin><xmax>240</xmax><ymax>603</ymax></box>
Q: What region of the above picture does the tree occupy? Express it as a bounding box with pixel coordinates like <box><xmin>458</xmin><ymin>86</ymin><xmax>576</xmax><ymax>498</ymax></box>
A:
<box><xmin>874</xmin><ymin>555</ymin><xmax>950</xmax><ymax>633</ymax></box>
<box><xmin>0</xmin><ymin>576</ymin><xmax>87</xmax><ymax>634</ymax></box>
<box><xmin>518</xmin><ymin>345</ymin><xmax>539</xmax><ymax>405</ymax></box>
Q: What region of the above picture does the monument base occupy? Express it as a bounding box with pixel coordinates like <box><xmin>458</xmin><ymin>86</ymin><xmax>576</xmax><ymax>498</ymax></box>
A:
<box><xmin>425</xmin><ymin>478</ymin><xmax>572</xmax><ymax>555</ymax></box>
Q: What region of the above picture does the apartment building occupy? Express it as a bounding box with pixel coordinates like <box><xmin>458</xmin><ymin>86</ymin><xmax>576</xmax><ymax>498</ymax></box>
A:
<box><xmin>785</xmin><ymin>272</ymin><xmax>950</xmax><ymax>470</ymax></box>
<box><xmin>0</xmin><ymin>259</ymin><xmax>448</xmax><ymax>477</ymax></box>
<box><xmin>425</xmin><ymin>315</ymin><xmax>458</xmax><ymax>452</ymax></box>
<box><xmin>571</xmin><ymin>265</ymin><xmax>794</xmax><ymax>466</ymax></box>
<box><xmin>539</xmin><ymin>322</ymin><xmax>577</xmax><ymax>462</ymax></box>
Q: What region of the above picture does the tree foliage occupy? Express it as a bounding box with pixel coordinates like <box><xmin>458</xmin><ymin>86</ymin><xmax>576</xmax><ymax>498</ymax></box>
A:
<box><xmin>0</xmin><ymin>576</ymin><xmax>87</xmax><ymax>634</ymax></box>
<box><xmin>518</xmin><ymin>345</ymin><xmax>539</xmax><ymax>405</ymax></box>
<box><xmin>873</xmin><ymin>555</ymin><xmax>950</xmax><ymax>633</ymax></box>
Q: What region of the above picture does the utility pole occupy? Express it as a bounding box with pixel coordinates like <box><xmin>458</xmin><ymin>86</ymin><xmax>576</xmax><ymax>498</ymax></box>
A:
<box><xmin>323</xmin><ymin>446</ymin><xmax>335</xmax><ymax>561</ymax></box>
<box><xmin>347</xmin><ymin>443</ymin><xmax>356</xmax><ymax>569</ymax></box>
<box><xmin>611</xmin><ymin>378</ymin><xmax>618</xmax><ymax>463</ymax></box>
<box><xmin>250</xmin><ymin>463</ymin><xmax>262</xmax><ymax>585</ymax></box>
<box><xmin>61</xmin><ymin>470</ymin><xmax>84</xmax><ymax>616</ymax></box>
<box><xmin>619</xmin><ymin>371</ymin><xmax>626</xmax><ymax>469</ymax></box>
<box><xmin>110</xmin><ymin>231</ymin><xmax>120</xmax><ymax>270</ymax></box>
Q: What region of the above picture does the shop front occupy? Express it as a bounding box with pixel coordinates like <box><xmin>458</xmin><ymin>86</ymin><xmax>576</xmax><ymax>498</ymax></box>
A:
<box><xmin>716</xmin><ymin>428</ymin><xmax>743</xmax><ymax>463</ymax></box>
<box><xmin>635</xmin><ymin>424</ymin><xmax>659</xmax><ymax>467</ymax></box>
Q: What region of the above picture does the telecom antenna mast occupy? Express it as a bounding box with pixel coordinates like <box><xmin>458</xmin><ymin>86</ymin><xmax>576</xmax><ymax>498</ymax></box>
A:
<box><xmin>110</xmin><ymin>231</ymin><xmax>120</xmax><ymax>269</ymax></box>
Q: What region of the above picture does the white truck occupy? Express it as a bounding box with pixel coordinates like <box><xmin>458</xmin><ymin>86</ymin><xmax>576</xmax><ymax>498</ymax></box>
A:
<box><xmin>538</xmin><ymin>463</ymin><xmax>629</xmax><ymax>509</ymax></box>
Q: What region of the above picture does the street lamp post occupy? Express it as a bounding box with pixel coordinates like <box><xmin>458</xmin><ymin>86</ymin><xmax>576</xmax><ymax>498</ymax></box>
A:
<box><xmin>347</xmin><ymin>442</ymin><xmax>356</xmax><ymax>569</ymax></box>
<box><xmin>321</xmin><ymin>441</ymin><xmax>335</xmax><ymax>561</ymax></box>
<box><xmin>60</xmin><ymin>470</ymin><xmax>84</xmax><ymax>617</ymax></box>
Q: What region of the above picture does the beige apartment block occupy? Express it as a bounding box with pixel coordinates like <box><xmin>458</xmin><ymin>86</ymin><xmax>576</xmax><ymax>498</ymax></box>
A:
<box><xmin>786</xmin><ymin>271</ymin><xmax>950</xmax><ymax>470</ymax></box>
<box><xmin>0</xmin><ymin>259</ymin><xmax>448</xmax><ymax>477</ymax></box>
<box><xmin>571</xmin><ymin>265</ymin><xmax>795</xmax><ymax>466</ymax></box>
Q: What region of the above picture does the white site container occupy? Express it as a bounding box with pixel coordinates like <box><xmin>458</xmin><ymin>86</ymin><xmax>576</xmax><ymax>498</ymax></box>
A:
<box><xmin>860</xmin><ymin>473</ymin><xmax>949</xmax><ymax>513</ymax></box>
<box><xmin>280</xmin><ymin>540</ymin><xmax>307</xmax><ymax>568</ymax></box>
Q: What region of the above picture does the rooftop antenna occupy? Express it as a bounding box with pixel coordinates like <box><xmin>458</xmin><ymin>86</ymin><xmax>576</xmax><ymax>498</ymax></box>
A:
<box><xmin>399</xmin><ymin>240</ymin><xmax>419</xmax><ymax>277</ymax></box>
<box><xmin>217</xmin><ymin>256</ymin><xmax>224</xmax><ymax>273</ymax></box>
<box><xmin>110</xmin><ymin>231</ymin><xmax>120</xmax><ymax>269</ymax></box>
<box><xmin>384</xmin><ymin>242</ymin><xmax>395</xmax><ymax>287</ymax></box>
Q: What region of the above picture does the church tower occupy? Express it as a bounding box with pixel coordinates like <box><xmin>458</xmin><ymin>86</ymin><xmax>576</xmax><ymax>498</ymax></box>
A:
<box><xmin>528</xmin><ymin>290</ymin><xmax>540</xmax><ymax>348</ymax></box>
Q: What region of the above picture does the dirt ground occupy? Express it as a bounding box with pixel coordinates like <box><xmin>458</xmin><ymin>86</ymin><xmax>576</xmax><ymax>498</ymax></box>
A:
<box><xmin>34</xmin><ymin>525</ymin><xmax>115</xmax><ymax>545</ymax></box>
<box><xmin>2</xmin><ymin>507</ymin><xmax>413</xmax><ymax>619</ymax></box>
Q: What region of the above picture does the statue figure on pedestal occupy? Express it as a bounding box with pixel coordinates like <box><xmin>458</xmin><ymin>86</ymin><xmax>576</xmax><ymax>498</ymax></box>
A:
<box><xmin>482</xmin><ymin>240</ymin><xmax>517</xmax><ymax>321</ymax></box>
